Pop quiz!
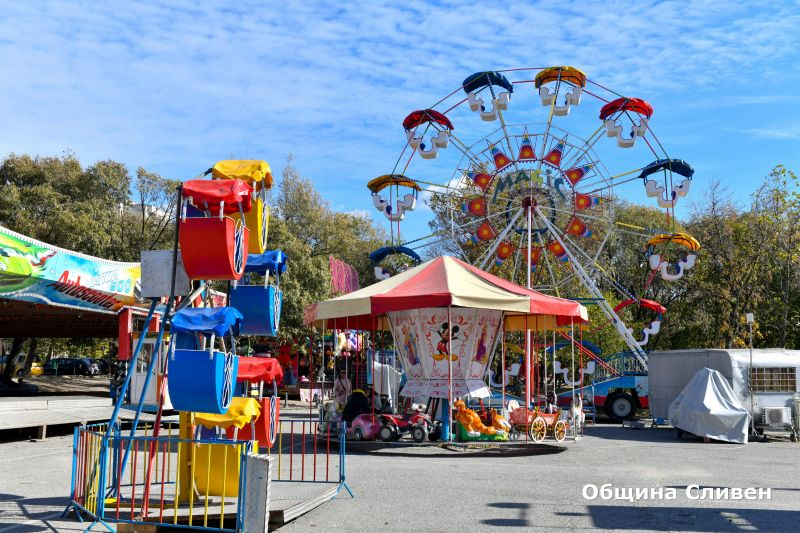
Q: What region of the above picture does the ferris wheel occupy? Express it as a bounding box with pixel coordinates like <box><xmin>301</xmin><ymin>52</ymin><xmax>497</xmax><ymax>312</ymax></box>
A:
<box><xmin>369</xmin><ymin>67</ymin><xmax>700</xmax><ymax>363</ymax></box>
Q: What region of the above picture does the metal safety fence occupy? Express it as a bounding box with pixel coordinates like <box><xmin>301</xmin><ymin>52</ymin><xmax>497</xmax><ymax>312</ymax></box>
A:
<box><xmin>66</xmin><ymin>419</ymin><xmax>349</xmax><ymax>531</ymax></box>
<box><xmin>271</xmin><ymin>418</ymin><xmax>344</xmax><ymax>484</ymax></box>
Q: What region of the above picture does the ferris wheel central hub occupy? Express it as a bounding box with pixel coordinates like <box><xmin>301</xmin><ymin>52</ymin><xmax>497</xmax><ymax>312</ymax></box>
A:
<box><xmin>521</xmin><ymin>195</ymin><xmax>536</xmax><ymax>210</ymax></box>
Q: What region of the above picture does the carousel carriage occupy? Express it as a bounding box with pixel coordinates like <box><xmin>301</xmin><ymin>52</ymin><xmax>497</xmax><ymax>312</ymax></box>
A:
<box><xmin>507</xmin><ymin>400</ymin><xmax>568</xmax><ymax>443</ymax></box>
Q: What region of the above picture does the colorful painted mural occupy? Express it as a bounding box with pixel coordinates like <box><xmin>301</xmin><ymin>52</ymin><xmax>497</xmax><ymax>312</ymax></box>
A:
<box><xmin>388</xmin><ymin>307</ymin><xmax>503</xmax><ymax>398</ymax></box>
<box><xmin>0</xmin><ymin>225</ymin><xmax>141</xmax><ymax>313</ymax></box>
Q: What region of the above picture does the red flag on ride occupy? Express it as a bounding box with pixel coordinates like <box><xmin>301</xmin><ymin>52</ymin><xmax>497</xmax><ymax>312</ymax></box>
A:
<box><xmin>564</xmin><ymin>163</ymin><xmax>594</xmax><ymax>186</ymax></box>
<box><xmin>517</xmin><ymin>131</ymin><xmax>536</xmax><ymax>161</ymax></box>
<box><xmin>467</xmin><ymin>170</ymin><xmax>492</xmax><ymax>191</ymax></box>
<box><xmin>547</xmin><ymin>240</ymin><xmax>569</xmax><ymax>262</ymax></box>
<box><xmin>574</xmin><ymin>193</ymin><xmax>601</xmax><ymax>210</ymax></box>
<box><xmin>495</xmin><ymin>241</ymin><xmax>516</xmax><ymax>266</ymax></box>
<box><xmin>566</xmin><ymin>216</ymin><xmax>592</xmax><ymax>238</ymax></box>
<box><xmin>462</xmin><ymin>197</ymin><xmax>487</xmax><ymax>217</ymax></box>
<box><xmin>471</xmin><ymin>221</ymin><xmax>497</xmax><ymax>243</ymax></box>
<box><xmin>490</xmin><ymin>144</ymin><xmax>512</xmax><ymax>171</ymax></box>
<box><xmin>543</xmin><ymin>137</ymin><xmax>567</xmax><ymax>168</ymax></box>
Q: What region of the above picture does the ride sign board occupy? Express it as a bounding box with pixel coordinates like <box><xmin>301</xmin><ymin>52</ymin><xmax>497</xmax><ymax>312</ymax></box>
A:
<box><xmin>0</xmin><ymin>225</ymin><xmax>141</xmax><ymax>314</ymax></box>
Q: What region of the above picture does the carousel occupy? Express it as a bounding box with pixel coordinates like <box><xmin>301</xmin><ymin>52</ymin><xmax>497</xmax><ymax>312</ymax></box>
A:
<box><xmin>305</xmin><ymin>255</ymin><xmax>587</xmax><ymax>442</ymax></box>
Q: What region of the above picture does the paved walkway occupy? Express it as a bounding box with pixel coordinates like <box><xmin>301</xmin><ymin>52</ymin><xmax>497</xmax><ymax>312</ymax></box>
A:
<box><xmin>2</xmin><ymin>415</ymin><xmax>798</xmax><ymax>531</ymax></box>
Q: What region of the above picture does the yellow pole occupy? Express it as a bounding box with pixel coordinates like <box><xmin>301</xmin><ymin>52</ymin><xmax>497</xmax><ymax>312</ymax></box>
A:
<box><xmin>173</xmin><ymin>430</ymin><xmax>181</xmax><ymax>525</ymax></box>
<box><xmin>178</xmin><ymin>412</ymin><xmax>193</xmax><ymax>502</ymax></box>
<box><xmin>220</xmin><ymin>444</ymin><xmax>229</xmax><ymax>527</ymax></box>
<box><xmin>203</xmin><ymin>444</ymin><xmax>211</xmax><ymax>527</ymax></box>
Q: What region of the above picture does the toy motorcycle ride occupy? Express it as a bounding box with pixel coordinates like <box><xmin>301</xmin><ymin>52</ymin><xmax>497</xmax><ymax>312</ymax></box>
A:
<box><xmin>378</xmin><ymin>409</ymin><xmax>435</xmax><ymax>443</ymax></box>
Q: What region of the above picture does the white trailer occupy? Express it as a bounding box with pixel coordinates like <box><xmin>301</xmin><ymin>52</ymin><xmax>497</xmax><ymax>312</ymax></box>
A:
<box><xmin>649</xmin><ymin>349</ymin><xmax>800</xmax><ymax>437</ymax></box>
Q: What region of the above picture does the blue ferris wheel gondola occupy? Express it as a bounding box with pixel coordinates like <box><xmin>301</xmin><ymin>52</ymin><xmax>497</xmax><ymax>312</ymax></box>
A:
<box><xmin>168</xmin><ymin>307</ymin><xmax>243</xmax><ymax>414</ymax></box>
<box><xmin>230</xmin><ymin>251</ymin><xmax>287</xmax><ymax>336</ymax></box>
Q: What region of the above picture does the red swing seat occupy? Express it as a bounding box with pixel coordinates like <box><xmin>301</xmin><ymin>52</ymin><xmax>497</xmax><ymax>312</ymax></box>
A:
<box><xmin>179</xmin><ymin>179</ymin><xmax>253</xmax><ymax>280</ymax></box>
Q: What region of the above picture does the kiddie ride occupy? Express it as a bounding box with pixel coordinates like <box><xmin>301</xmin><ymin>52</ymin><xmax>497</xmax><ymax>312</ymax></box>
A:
<box><xmin>64</xmin><ymin>160</ymin><xmax>296</xmax><ymax>532</ymax></box>
<box><xmin>321</xmin><ymin>394</ymin><xmax>438</xmax><ymax>443</ymax></box>
<box><xmin>377</xmin><ymin>409</ymin><xmax>437</xmax><ymax>443</ymax></box>
<box><xmin>507</xmin><ymin>401</ymin><xmax>569</xmax><ymax>443</ymax></box>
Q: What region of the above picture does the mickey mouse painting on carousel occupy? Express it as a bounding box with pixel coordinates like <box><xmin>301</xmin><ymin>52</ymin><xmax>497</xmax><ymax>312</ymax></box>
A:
<box><xmin>434</xmin><ymin>322</ymin><xmax>459</xmax><ymax>361</ymax></box>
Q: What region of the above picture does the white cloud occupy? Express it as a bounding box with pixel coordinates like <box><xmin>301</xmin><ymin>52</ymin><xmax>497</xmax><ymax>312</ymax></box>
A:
<box><xmin>346</xmin><ymin>208</ymin><xmax>373</xmax><ymax>220</ymax></box>
<box><xmin>724</xmin><ymin>127</ymin><xmax>800</xmax><ymax>140</ymax></box>
<box><xmin>0</xmin><ymin>0</ymin><xmax>798</xmax><ymax>232</ymax></box>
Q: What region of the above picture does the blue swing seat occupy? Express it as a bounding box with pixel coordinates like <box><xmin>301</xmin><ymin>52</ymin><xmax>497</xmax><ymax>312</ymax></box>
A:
<box><xmin>230</xmin><ymin>285</ymin><xmax>283</xmax><ymax>336</ymax></box>
<box><xmin>168</xmin><ymin>307</ymin><xmax>243</xmax><ymax>414</ymax></box>
<box><xmin>229</xmin><ymin>251</ymin><xmax>287</xmax><ymax>336</ymax></box>
<box><xmin>168</xmin><ymin>349</ymin><xmax>239</xmax><ymax>414</ymax></box>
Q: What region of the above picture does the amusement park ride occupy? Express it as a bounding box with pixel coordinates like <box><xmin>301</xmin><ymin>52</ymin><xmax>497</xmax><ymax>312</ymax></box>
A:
<box><xmin>367</xmin><ymin>66</ymin><xmax>702</xmax><ymax>421</ymax></box>
<box><xmin>64</xmin><ymin>160</ymin><xmax>293</xmax><ymax>531</ymax></box>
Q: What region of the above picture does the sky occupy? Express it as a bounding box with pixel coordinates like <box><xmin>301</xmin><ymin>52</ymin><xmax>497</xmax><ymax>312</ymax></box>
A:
<box><xmin>2</xmin><ymin>0</ymin><xmax>800</xmax><ymax>244</ymax></box>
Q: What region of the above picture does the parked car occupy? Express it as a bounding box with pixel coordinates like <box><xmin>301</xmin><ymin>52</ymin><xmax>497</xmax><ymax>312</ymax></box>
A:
<box><xmin>0</xmin><ymin>354</ymin><xmax>43</xmax><ymax>378</ymax></box>
<box><xmin>43</xmin><ymin>358</ymin><xmax>97</xmax><ymax>376</ymax></box>
<box><xmin>92</xmin><ymin>358</ymin><xmax>111</xmax><ymax>375</ymax></box>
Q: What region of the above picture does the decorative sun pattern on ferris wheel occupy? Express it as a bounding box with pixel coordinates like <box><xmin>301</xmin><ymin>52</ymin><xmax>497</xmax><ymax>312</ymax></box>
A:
<box><xmin>369</xmin><ymin>66</ymin><xmax>701</xmax><ymax>358</ymax></box>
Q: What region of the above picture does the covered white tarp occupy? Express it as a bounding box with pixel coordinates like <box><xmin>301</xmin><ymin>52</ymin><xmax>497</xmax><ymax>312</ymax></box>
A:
<box><xmin>371</xmin><ymin>361</ymin><xmax>402</xmax><ymax>408</ymax></box>
<box><xmin>668</xmin><ymin>367</ymin><xmax>751</xmax><ymax>444</ymax></box>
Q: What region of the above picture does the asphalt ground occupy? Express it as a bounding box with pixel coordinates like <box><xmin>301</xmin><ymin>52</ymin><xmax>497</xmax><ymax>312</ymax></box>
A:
<box><xmin>0</xmin><ymin>419</ymin><xmax>797</xmax><ymax>532</ymax></box>
<box><xmin>284</xmin><ymin>423</ymin><xmax>800</xmax><ymax>533</ymax></box>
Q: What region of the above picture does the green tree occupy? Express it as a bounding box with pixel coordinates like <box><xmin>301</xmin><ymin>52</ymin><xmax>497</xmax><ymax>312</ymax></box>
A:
<box><xmin>268</xmin><ymin>158</ymin><xmax>386</xmax><ymax>340</ymax></box>
<box><xmin>0</xmin><ymin>153</ymin><xmax>177</xmax><ymax>380</ymax></box>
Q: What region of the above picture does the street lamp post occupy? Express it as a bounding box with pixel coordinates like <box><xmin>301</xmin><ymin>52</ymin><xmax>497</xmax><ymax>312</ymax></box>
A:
<box><xmin>746</xmin><ymin>312</ymin><xmax>755</xmax><ymax>435</ymax></box>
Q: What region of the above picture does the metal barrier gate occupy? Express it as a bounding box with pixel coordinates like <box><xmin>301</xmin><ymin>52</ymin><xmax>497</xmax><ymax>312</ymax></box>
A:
<box><xmin>66</xmin><ymin>419</ymin><xmax>350</xmax><ymax>532</ymax></box>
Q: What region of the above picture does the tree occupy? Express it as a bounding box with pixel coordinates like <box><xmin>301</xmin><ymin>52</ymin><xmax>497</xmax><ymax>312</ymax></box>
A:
<box><xmin>0</xmin><ymin>153</ymin><xmax>178</xmax><ymax>261</ymax></box>
<box><xmin>749</xmin><ymin>166</ymin><xmax>800</xmax><ymax>347</ymax></box>
<box><xmin>0</xmin><ymin>153</ymin><xmax>178</xmax><ymax>379</ymax></box>
<box><xmin>268</xmin><ymin>158</ymin><xmax>386</xmax><ymax>340</ymax></box>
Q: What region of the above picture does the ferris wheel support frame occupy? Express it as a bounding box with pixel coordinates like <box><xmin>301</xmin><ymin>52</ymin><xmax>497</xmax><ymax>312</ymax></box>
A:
<box><xmin>533</xmin><ymin>207</ymin><xmax>649</xmax><ymax>371</ymax></box>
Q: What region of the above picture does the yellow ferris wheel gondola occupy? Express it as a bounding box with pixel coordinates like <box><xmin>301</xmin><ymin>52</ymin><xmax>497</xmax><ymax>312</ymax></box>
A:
<box><xmin>212</xmin><ymin>160</ymin><xmax>273</xmax><ymax>254</ymax></box>
<box><xmin>646</xmin><ymin>232</ymin><xmax>700</xmax><ymax>252</ymax></box>
<box><xmin>646</xmin><ymin>232</ymin><xmax>700</xmax><ymax>281</ymax></box>
<box><xmin>534</xmin><ymin>66</ymin><xmax>587</xmax><ymax>116</ymax></box>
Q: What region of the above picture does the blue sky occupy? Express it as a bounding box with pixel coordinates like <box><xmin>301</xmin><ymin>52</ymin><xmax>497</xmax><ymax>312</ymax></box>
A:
<box><xmin>2</xmin><ymin>1</ymin><xmax>799</xmax><ymax>243</ymax></box>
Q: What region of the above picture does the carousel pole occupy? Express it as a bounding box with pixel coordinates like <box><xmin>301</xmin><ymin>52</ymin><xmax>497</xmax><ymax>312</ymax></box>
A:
<box><xmin>525</xmin><ymin>202</ymin><xmax>532</xmax><ymax>409</ymax></box>
<box><xmin>552</xmin><ymin>329</ymin><xmax>556</xmax><ymax>393</ymax></box>
<box><xmin>571</xmin><ymin>319</ymin><xmax>576</xmax><ymax>406</ymax></box>
<box><xmin>501</xmin><ymin>320</ymin><xmax>506</xmax><ymax>410</ymax></box>
<box><xmin>543</xmin><ymin>323</ymin><xmax>548</xmax><ymax>404</ymax></box>
<box><xmin>525</xmin><ymin>314</ymin><xmax>530</xmax><ymax>410</ymax></box>
<box><xmin>370</xmin><ymin>317</ymin><xmax>376</xmax><ymax>423</ymax></box>
<box><xmin>446</xmin><ymin>306</ymin><xmax>453</xmax><ymax>442</ymax></box>
<box><xmin>534</xmin><ymin>316</ymin><xmax>539</xmax><ymax>408</ymax></box>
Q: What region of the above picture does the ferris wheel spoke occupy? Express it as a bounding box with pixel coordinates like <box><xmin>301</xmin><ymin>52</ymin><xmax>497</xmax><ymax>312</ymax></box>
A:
<box><xmin>534</xmin><ymin>77</ymin><xmax>563</xmax><ymax>172</ymax></box>
<box><xmin>476</xmin><ymin>208</ymin><xmax>524</xmax><ymax>270</ymax></box>
<box><xmin>614</xmin><ymin>226</ymin><xmax>659</xmax><ymax>239</ymax></box>
<box><xmin>530</xmin><ymin>230</ymin><xmax>560</xmax><ymax>297</ymax></box>
<box><xmin>559</xmin><ymin>124</ymin><xmax>605</xmax><ymax>171</ymax></box>
<box><xmin>443</xmin><ymin>206</ymin><xmax>518</xmax><ymax>242</ymax></box>
<box><xmin>509</xmin><ymin>231</ymin><xmax>526</xmax><ymax>286</ymax></box>
<box><xmin>533</xmin><ymin>207</ymin><xmax>649</xmax><ymax>365</ymax></box>
<box><xmin>448</xmin><ymin>133</ymin><xmax>491</xmax><ymax>168</ymax></box>
<box><xmin>548</xmin><ymin>206</ymin><xmax>610</xmax><ymax>225</ymax></box>
<box><xmin>561</xmin><ymin>232</ymin><xmax>635</xmax><ymax>300</ymax></box>
<box><xmin>408</xmin><ymin>234</ymin><xmax>461</xmax><ymax>254</ymax></box>
<box><xmin>592</xmin><ymin>228</ymin><xmax>612</xmax><ymax>262</ymax></box>
<box><xmin>578</xmin><ymin>168</ymin><xmax>644</xmax><ymax>194</ymax></box>
<box><xmin>495</xmin><ymin>105</ymin><xmax>525</xmax><ymax>175</ymax></box>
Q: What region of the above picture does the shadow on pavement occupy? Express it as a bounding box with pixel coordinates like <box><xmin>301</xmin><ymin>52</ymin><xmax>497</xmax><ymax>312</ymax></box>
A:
<box><xmin>561</xmin><ymin>505</ymin><xmax>798</xmax><ymax>532</ymax></box>
<box><xmin>482</xmin><ymin>502</ymin><xmax>531</xmax><ymax>527</ymax></box>
<box><xmin>0</xmin><ymin>493</ymin><xmax>69</xmax><ymax>532</ymax></box>
<box><xmin>346</xmin><ymin>441</ymin><xmax>567</xmax><ymax>458</ymax></box>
